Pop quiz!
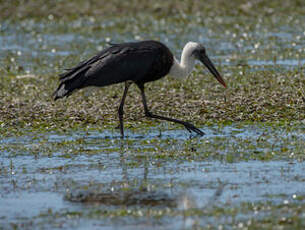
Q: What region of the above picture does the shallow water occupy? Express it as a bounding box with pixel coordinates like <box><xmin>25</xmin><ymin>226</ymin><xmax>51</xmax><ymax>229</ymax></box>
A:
<box><xmin>1</xmin><ymin>7</ymin><xmax>305</xmax><ymax>229</ymax></box>
<box><xmin>1</xmin><ymin>124</ymin><xmax>305</xmax><ymax>229</ymax></box>
<box><xmin>1</xmin><ymin>13</ymin><xmax>304</xmax><ymax>77</ymax></box>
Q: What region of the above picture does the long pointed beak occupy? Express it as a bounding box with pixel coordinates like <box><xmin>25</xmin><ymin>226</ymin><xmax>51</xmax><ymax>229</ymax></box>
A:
<box><xmin>199</xmin><ymin>54</ymin><xmax>226</xmax><ymax>88</ymax></box>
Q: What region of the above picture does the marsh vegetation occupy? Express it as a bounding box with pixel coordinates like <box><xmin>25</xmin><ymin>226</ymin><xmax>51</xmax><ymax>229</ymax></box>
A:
<box><xmin>0</xmin><ymin>0</ymin><xmax>305</xmax><ymax>229</ymax></box>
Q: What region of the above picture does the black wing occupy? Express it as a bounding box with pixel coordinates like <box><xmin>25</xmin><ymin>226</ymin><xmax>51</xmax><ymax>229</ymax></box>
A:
<box><xmin>53</xmin><ymin>41</ymin><xmax>168</xmax><ymax>100</ymax></box>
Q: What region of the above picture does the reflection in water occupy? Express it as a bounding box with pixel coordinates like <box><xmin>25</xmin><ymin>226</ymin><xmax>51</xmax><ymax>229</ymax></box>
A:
<box><xmin>119</xmin><ymin>144</ymin><xmax>149</xmax><ymax>189</ymax></box>
<box><xmin>1</xmin><ymin>124</ymin><xmax>305</xmax><ymax>229</ymax></box>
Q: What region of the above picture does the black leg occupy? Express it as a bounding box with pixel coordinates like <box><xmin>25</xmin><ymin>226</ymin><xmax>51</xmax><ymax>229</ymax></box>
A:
<box><xmin>118</xmin><ymin>81</ymin><xmax>132</xmax><ymax>138</ymax></box>
<box><xmin>138</xmin><ymin>84</ymin><xmax>204</xmax><ymax>136</ymax></box>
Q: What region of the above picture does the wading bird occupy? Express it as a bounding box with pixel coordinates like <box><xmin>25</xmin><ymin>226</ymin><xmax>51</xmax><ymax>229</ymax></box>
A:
<box><xmin>53</xmin><ymin>40</ymin><xmax>226</xmax><ymax>137</ymax></box>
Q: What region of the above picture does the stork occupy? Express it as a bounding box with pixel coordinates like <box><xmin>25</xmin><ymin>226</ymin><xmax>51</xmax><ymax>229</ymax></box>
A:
<box><xmin>53</xmin><ymin>40</ymin><xmax>226</xmax><ymax>137</ymax></box>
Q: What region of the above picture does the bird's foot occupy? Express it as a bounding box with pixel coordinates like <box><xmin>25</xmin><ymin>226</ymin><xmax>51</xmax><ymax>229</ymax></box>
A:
<box><xmin>183</xmin><ymin>123</ymin><xmax>205</xmax><ymax>136</ymax></box>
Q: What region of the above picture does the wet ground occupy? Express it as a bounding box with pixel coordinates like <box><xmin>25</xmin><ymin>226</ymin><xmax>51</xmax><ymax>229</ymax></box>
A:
<box><xmin>1</xmin><ymin>1</ymin><xmax>305</xmax><ymax>229</ymax></box>
<box><xmin>1</xmin><ymin>124</ymin><xmax>305</xmax><ymax>229</ymax></box>
<box><xmin>1</xmin><ymin>15</ymin><xmax>304</xmax><ymax>75</ymax></box>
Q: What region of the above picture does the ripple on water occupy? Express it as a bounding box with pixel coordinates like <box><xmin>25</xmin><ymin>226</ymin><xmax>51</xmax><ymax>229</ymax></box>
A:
<box><xmin>1</xmin><ymin>16</ymin><xmax>304</xmax><ymax>75</ymax></box>
<box><xmin>0</xmin><ymin>123</ymin><xmax>305</xmax><ymax>229</ymax></box>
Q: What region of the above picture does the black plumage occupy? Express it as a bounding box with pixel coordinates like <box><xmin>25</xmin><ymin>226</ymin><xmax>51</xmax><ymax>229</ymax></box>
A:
<box><xmin>54</xmin><ymin>41</ymin><xmax>173</xmax><ymax>99</ymax></box>
<box><xmin>53</xmin><ymin>40</ymin><xmax>226</xmax><ymax>137</ymax></box>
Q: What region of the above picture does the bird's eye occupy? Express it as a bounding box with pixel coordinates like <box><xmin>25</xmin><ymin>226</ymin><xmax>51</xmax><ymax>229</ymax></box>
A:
<box><xmin>192</xmin><ymin>49</ymin><xmax>201</xmax><ymax>57</ymax></box>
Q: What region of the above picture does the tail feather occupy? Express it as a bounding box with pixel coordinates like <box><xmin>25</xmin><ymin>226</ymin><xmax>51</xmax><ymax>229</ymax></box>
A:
<box><xmin>53</xmin><ymin>47</ymin><xmax>110</xmax><ymax>101</ymax></box>
<box><xmin>53</xmin><ymin>66</ymin><xmax>90</xmax><ymax>100</ymax></box>
<box><xmin>59</xmin><ymin>65</ymin><xmax>90</xmax><ymax>83</ymax></box>
<box><xmin>53</xmin><ymin>82</ymin><xmax>70</xmax><ymax>101</ymax></box>
<box><xmin>59</xmin><ymin>53</ymin><xmax>102</xmax><ymax>80</ymax></box>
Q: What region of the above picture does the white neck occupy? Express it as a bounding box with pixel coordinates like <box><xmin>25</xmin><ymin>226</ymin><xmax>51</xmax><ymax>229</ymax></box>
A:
<box><xmin>168</xmin><ymin>42</ymin><xmax>197</xmax><ymax>79</ymax></box>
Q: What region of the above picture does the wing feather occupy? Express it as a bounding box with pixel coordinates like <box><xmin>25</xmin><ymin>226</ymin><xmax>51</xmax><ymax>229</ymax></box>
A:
<box><xmin>53</xmin><ymin>41</ymin><xmax>168</xmax><ymax>100</ymax></box>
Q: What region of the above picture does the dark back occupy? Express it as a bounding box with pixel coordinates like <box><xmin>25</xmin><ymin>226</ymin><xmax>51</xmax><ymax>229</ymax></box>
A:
<box><xmin>82</xmin><ymin>40</ymin><xmax>174</xmax><ymax>87</ymax></box>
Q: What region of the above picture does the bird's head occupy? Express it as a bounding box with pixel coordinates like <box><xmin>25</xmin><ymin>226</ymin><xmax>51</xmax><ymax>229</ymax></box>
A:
<box><xmin>186</xmin><ymin>42</ymin><xmax>226</xmax><ymax>88</ymax></box>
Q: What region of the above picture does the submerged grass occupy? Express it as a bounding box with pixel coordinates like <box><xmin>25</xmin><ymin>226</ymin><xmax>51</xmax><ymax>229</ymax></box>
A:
<box><xmin>8</xmin><ymin>194</ymin><xmax>305</xmax><ymax>229</ymax></box>
<box><xmin>1</xmin><ymin>1</ymin><xmax>305</xmax><ymax>230</ymax></box>
<box><xmin>0</xmin><ymin>0</ymin><xmax>304</xmax><ymax>136</ymax></box>
<box><xmin>0</xmin><ymin>67</ymin><xmax>304</xmax><ymax>136</ymax></box>
<box><xmin>1</xmin><ymin>0</ymin><xmax>305</xmax><ymax>20</ymax></box>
